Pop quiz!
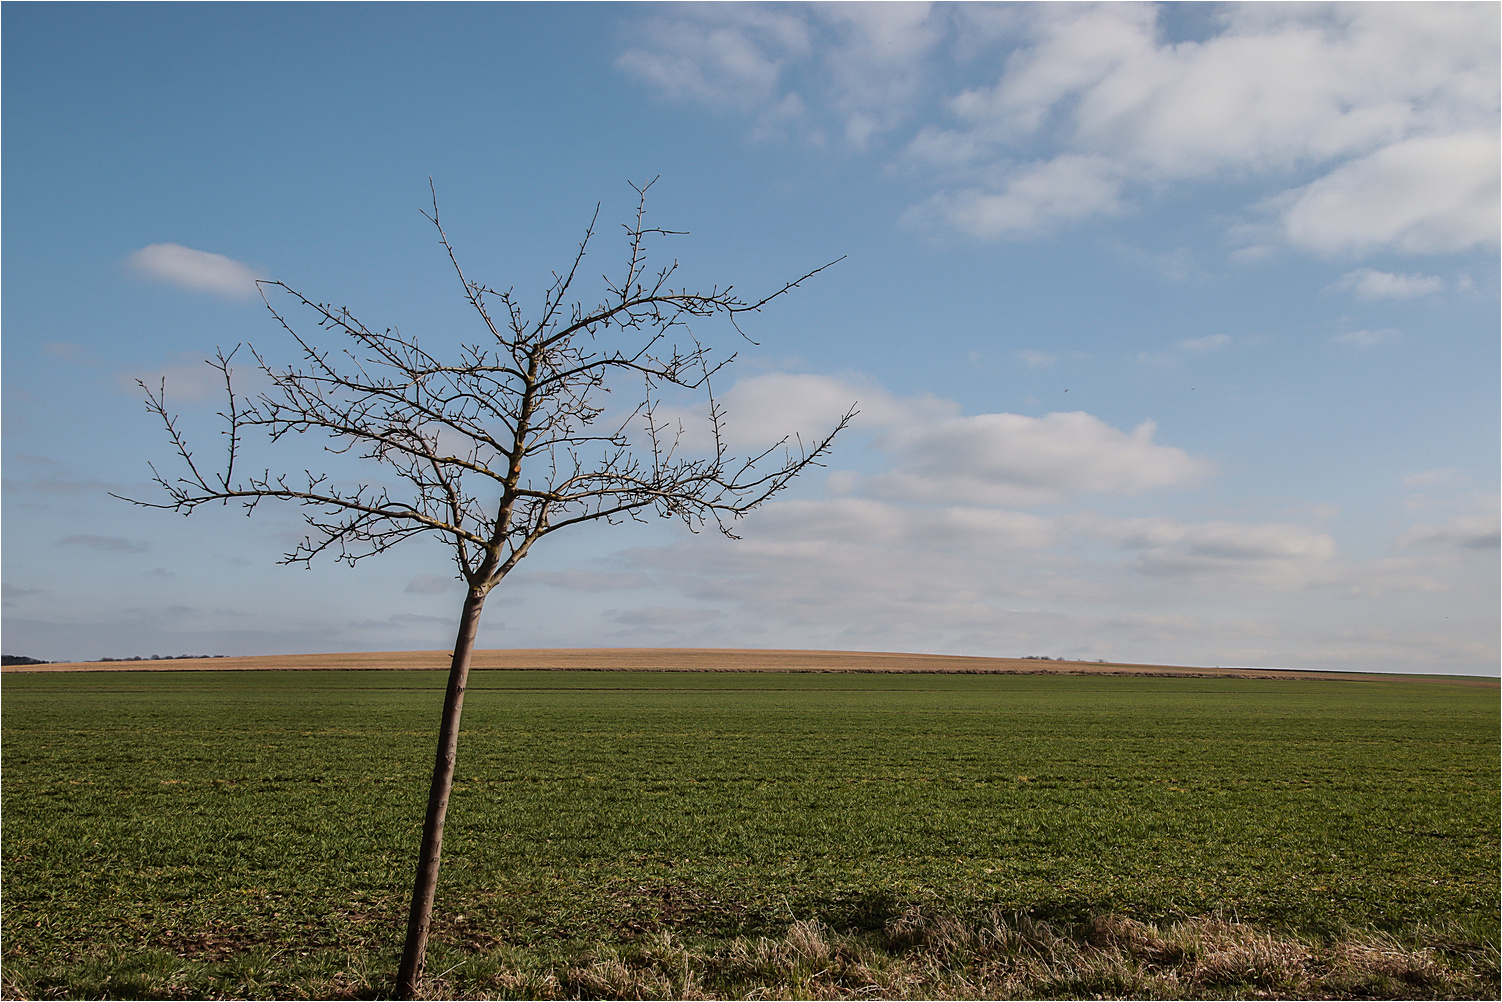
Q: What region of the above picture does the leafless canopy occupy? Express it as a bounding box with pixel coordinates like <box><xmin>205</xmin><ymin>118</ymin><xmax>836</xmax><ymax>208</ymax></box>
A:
<box><xmin>121</xmin><ymin>181</ymin><xmax>852</xmax><ymax>597</ymax></box>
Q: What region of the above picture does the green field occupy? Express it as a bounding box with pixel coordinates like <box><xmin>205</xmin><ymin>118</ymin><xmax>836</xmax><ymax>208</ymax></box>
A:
<box><xmin>3</xmin><ymin>668</ymin><xmax>1497</xmax><ymax>999</ymax></box>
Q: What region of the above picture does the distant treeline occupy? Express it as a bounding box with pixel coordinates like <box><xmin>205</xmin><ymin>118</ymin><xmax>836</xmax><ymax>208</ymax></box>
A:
<box><xmin>5</xmin><ymin>653</ymin><xmax>230</xmax><ymax>666</ymax></box>
<box><xmin>97</xmin><ymin>654</ymin><xmax>226</xmax><ymax>662</ymax></box>
<box><xmin>1021</xmin><ymin>656</ymin><xmax>1108</xmax><ymax>663</ymax></box>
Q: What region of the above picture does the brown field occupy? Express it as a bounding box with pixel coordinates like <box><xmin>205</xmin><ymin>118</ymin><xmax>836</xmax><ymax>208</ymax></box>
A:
<box><xmin>5</xmin><ymin>647</ymin><xmax>1495</xmax><ymax>685</ymax></box>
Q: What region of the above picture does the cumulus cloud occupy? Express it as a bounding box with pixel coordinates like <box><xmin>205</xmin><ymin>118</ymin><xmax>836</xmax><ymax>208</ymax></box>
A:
<box><xmin>522</xmin><ymin>369</ymin><xmax>1493</xmax><ymax>671</ymax></box>
<box><xmin>1328</xmin><ymin>268</ymin><xmax>1447</xmax><ymax>300</ymax></box>
<box><xmin>1279</xmin><ymin>131</ymin><xmax>1500</xmax><ymax>255</ymax></box>
<box><xmin>712</xmin><ymin>371</ymin><xmax>894</xmax><ymax>447</ymax></box>
<box><xmin>871</xmin><ymin>411</ymin><xmax>1209</xmax><ymax>506</ymax></box>
<box><xmin>652</xmin><ymin>372</ymin><xmax>1209</xmax><ymax>507</ymax></box>
<box><xmin>604</xmin><ymin>492</ymin><xmax>1443</xmax><ymax>668</ymax></box>
<box><xmin>126</xmin><ymin>243</ymin><xmax>267</xmax><ymax>299</ymax></box>
<box><xmin>621</xmin><ymin>3</ymin><xmax>1500</xmax><ymax>255</ymax></box>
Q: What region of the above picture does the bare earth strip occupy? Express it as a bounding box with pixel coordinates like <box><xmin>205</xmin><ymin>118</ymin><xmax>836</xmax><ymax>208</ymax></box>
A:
<box><xmin>5</xmin><ymin>647</ymin><xmax>1495</xmax><ymax>685</ymax></box>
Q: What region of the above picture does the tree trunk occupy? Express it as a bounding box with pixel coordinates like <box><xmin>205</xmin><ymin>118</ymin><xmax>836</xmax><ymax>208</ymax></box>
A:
<box><xmin>395</xmin><ymin>587</ymin><xmax>486</xmax><ymax>999</ymax></box>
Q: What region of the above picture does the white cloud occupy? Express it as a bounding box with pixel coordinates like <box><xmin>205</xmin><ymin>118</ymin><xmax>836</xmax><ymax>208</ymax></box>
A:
<box><xmin>1399</xmin><ymin>506</ymin><xmax>1501</xmax><ymax>551</ymax></box>
<box><xmin>126</xmin><ymin>243</ymin><xmax>266</xmax><ymax>299</ymax></box>
<box><xmin>1135</xmin><ymin>333</ymin><xmax>1230</xmax><ymax>366</ymax></box>
<box><xmin>1402</xmin><ymin>468</ymin><xmax>1467</xmax><ymax>490</ymax></box>
<box><xmin>1177</xmin><ymin>334</ymin><xmax>1231</xmax><ymax>353</ymax></box>
<box><xmin>119</xmin><ymin>351</ymin><xmax>250</xmax><ymax>403</ymax></box>
<box><xmin>932</xmin><ymin>5</ymin><xmax>1500</xmax><ymax>251</ymax></box>
<box><xmin>1331</xmin><ymin>328</ymin><xmax>1399</xmax><ymax>348</ymax></box>
<box><xmin>621</xmin><ymin>3</ymin><xmax>1500</xmax><ymax>255</ymax></box>
<box><xmin>601</xmin><ymin>492</ymin><xmax>1471</xmax><ymax>669</ymax></box>
<box><xmin>42</xmin><ymin>342</ymin><xmax>102</xmax><ymax>365</ymax></box>
<box><xmin>616</xmin><ymin>2</ymin><xmax>946</xmax><ymax>147</ymax></box>
<box><xmin>656</xmin><ymin>372</ymin><xmax>1209</xmax><ymax>507</ymax></box>
<box><xmin>1280</xmin><ymin>131</ymin><xmax>1500</xmax><ymax>255</ymax></box>
<box><xmin>871</xmin><ymin>411</ymin><xmax>1209</xmax><ymax>507</ymax></box>
<box><xmin>906</xmin><ymin>153</ymin><xmax>1125</xmax><ymax>238</ymax></box>
<box><xmin>645</xmin><ymin>371</ymin><xmax>939</xmax><ymax>453</ymax></box>
<box><xmin>475</xmin><ymin>366</ymin><xmax>1496</xmax><ymax>672</ymax></box>
<box><xmin>1018</xmin><ymin>349</ymin><xmax>1057</xmax><ymax>367</ymax></box>
<box><xmin>1074</xmin><ymin>514</ymin><xmax>1338</xmax><ymax>580</ymax></box>
<box><xmin>742</xmin><ymin>496</ymin><xmax>1060</xmax><ymax>552</ymax></box>
<box><xmin>615</xmin><ymin>5</ymin><xmax>808</xmax><ymax>114</ymax></box>
<box><xmin>816</xmin><ymin>3</ymin><xmax>949</xmax><ymax>149</ymax></box>
<box><xmin>1329</xmin><ymin>268</ymin><xmax>1447</xmax><ymax>300</ymax></box>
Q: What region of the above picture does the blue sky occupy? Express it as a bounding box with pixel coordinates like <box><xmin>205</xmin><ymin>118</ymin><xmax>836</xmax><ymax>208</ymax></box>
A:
<box><xmin>3</xmin><ymin>2</ymin><xmax>1497</xmax><ymax>674</ymax></box>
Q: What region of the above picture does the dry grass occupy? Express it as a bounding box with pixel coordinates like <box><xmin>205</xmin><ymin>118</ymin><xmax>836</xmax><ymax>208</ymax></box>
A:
<box><xmin>420</xmin><ymin>908</ymin><xmax>1498</xmax><ymax>1000</ymax></box>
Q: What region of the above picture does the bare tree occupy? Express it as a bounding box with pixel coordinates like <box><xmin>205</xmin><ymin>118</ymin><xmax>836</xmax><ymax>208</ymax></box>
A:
<box><xmin>120</xmin><ymin>180</ymin><xmax>850</xmax><ymax>998</ymax></box>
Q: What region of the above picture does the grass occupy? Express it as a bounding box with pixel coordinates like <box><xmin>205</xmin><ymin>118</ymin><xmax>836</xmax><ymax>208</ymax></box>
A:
<box><xmin>2</xmin><ymin>668</ymin><xmax>1497</xmax><ymax>998</ymax></box>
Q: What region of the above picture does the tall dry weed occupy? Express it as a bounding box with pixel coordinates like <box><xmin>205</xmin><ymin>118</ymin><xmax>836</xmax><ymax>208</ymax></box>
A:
<box><xmin>147</xmin><ymin>909</ymin><xmax>1494</xmax><ymax>1000</ymax></box>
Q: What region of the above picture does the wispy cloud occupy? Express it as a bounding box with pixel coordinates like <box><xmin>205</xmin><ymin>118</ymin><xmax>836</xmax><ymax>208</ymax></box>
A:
<box><xmin>126</xmin><ymin>243</ymin><xmax>266</xmax><ymax>299</ymax></box>
<box><xmin>617</xmin><ymin>3</ymin><xmax>945</xmax><ymax>148</ymax></box>
<box><xmin>405</xmin><ymin>574</ymin><xmax>458</xmax><ymax>594</ymax></box>
<box><xmin>1402</xmin><ymin>468</ymin><xmax>1467</xmax><ymax>490</ymax></box>
<box><xmin>525</xmin><ymin>569</ymin><xmax>655</xmax><ymax>592</ymax></box>
<box><xmin>1328</xmin><ymin>268</ymin><xmax>1446</xmax><ymax>301</ymax></box>
<box><xmin>2</xmin><ymin>583</ymin><xmax>45</xmax><ymax>600</ymax></box>
<box><xmin>1399</xmin><ymin>509</ymin><xmax>1501</xmax><ymax>551</ymax></box>
<box><xmin>58</xmin><ymin>534</ymin><xmax>150</xmax><ymax>553</ymax></box>
<box><xmin>42</xmin><ymin>342</ymin><xmax>103</xmax><ymax>365</ymax></box>
<box><xmin>348</xmin><ymin>612</ymin><xmax>454</xmax><ymax>630</ymax></box>
<box><xmin>904</xmin><ymin>154</ymin><xmax>1126</xmax><ymax>238</ymax></box>
<box><xmin>1138</xmin><ymin>334</ymin><xmax>1232</xmax><ymax>366</ymax></box>
<box><xmin>609</xmin><ymin>606</ymin><xmax>722</xmax><ymax>626</ymax></box>
<box><xmin>1017</xmin><ymin>349</ymin><xmax>1057</xmax><ymax>368</ymax></box>
<box><xmin>120</xmin><ymin>351</ymin><xmax>263</xmax><ymax>403</ymax></box>
<box><xmin>1177</xmin><ymin>334</ymin><xmax>1231</xmax><ymax>353</ymax></box>
<box><xmin>1332</xmin><ymin>328</ymin><xmax>1399</xmax><ymax>348</ymax></box>
<box><xmin>620</xmin><ymin>3</ymin><xmax>1500</xmax><ymax>254</ymax></box>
